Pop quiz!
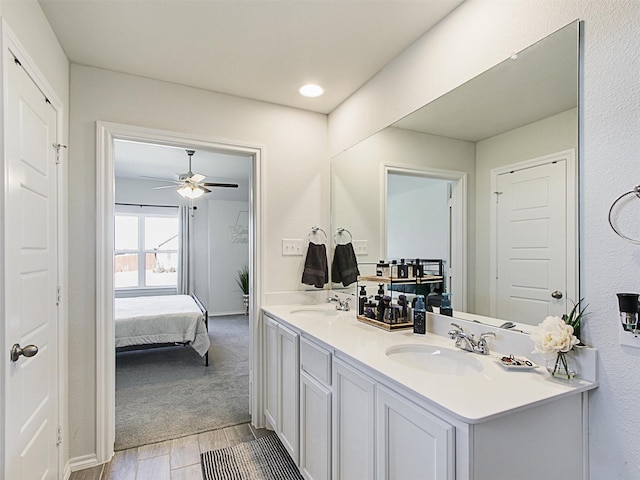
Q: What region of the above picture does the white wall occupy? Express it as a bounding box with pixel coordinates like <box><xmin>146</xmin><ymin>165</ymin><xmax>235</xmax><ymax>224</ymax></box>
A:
<box><xmin>329</xmin><ymin>1</ymin><xmax>640</xmax><ymax>477</ymax></box>
<box><xmin>208</xmin><ymin>199</ymin><xmax>250</xmax><ymax>315</ymax></box>
<box><xmin>0</xmin><ymin>0</ymin><xmax>70</xmax><ymax>472</ymax></box>
<box><xmin>387</xmin><ymin>175</ymin><xmax>449</xmax><ymax>261</ymax></box>
<box><xmin>474</xmin><ymin>108</ymin><xmax>578</xmax><ymax>315</ymax></box>
<box><xmin>332</xmin><ymin>126</ymin><xmax>475</xmax><ymax>269</ymax></box>
<box><xmin>68</xmin><ymin>65</ymin><xmax>328</xmax><ymax>458</ymax></box>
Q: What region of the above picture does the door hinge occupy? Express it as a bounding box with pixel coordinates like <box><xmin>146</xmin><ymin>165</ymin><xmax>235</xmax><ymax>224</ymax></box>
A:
<box><xmin>53</xmin><ymin>143</ymin><xmax>67</xmax><ymax>165</ymax></box>
<box><xmin>494</xmin><ymin>191</ymin><xmax>503</xmax><ymax>203</ymax></box>
<box><xmin>56</xmin><ymin>426</ymin><xmax>62</xmax><ymax>446</ymax></box>
<box><xmin>56</xmin><ymin>286</ymin><xmax>61</xmax><ymax>306</ymax></box>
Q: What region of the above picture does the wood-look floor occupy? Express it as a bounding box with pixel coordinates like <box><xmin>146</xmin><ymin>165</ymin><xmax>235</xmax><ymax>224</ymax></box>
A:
<box><xmin>69</xmin><ymin>423</ymin><xmax>272</xmax><ymax>480</ymax></box>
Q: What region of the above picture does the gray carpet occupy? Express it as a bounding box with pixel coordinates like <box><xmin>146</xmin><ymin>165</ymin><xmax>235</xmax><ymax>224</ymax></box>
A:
<box><xmin>115</xmin><ymin>315</ymin><xmax>250</xmax><ymax>450</ymax></box>
<box><xmin>201</xmin><ymin>434</ymin><xmax>303</xmax><ymax>480</ymax></box>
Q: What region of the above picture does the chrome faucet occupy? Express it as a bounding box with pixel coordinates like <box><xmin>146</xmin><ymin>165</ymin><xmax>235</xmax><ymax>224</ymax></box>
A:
<box><xmin>327</xmin><ymin>295</ymin><xmax>351</xmax><ymax>311</ymax></box>
<box><xmin>447</xmin><ymin>323</ymin><xmax>496</xmax><ymax>355</ymax></box>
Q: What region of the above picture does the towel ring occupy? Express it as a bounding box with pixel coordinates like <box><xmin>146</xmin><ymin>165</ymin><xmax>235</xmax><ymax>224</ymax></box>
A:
<box><xmin>334</xmin><ymin>227</ymin><xmax>353</xmax><ymax>245</ymax></box>
<box><xmin>608</xmin><ymin>185</ymin><xmax>640</xmax><ymax>245</ymax></box>
<box><xmin>307</xmin><ymin>226</ymin><xmax>327</xmax><ymax>244</ymax></box>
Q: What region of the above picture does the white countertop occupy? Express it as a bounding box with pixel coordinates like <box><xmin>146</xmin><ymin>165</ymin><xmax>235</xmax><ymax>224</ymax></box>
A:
<box><xmin>263</xmin><ymin>303</ymin><xmax>598</xmax><ymax>424</ymax></box>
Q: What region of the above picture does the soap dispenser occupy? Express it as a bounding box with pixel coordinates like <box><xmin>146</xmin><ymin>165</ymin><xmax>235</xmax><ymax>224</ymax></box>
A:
<box><xmin>440</xmin><ymin>292</ymin><xmax>453</xmax><ymax>317</ymax></box>
<box><xmin>358</xmin><ymin>285</ymin><xmax>367</xmax><ymax>315</ymax></box>
<box><xmin>413</xmin><ymin>295</ymin><xmax>426</xmax><ymax>334</ymax></box>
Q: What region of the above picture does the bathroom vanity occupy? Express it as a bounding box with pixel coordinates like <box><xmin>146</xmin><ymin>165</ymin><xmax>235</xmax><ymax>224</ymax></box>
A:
<box><xmin>261</xmin><ymin>303</ymin><xmax>597</xmax><ymax>480</ymax></box>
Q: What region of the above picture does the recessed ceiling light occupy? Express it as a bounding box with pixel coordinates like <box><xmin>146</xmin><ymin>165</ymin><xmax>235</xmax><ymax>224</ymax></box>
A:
<box><xmin>299</xmin><ymin>84</ymin><xmax>324</xmax><ymax>98</ymax></box>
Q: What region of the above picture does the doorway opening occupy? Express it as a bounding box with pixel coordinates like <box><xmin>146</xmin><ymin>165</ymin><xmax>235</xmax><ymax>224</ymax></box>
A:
<box><xmin>383</xmin><ymin>165</ymin><xmax>467</xmax><ymax>312</ymax></box>
<box><xmin>96</xmin><ymin>122</ymin><xmax>262</xmax><ymax>462</ymax></box>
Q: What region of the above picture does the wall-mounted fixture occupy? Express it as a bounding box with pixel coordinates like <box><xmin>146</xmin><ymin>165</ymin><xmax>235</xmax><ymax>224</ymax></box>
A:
<box><xmin>618</xmin><ymin>292</ymin><xmax>640</xmax><ymax>348</ymax></box>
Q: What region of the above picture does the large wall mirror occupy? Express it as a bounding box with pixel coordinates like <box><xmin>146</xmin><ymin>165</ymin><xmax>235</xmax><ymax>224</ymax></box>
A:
<box><xmin>331</xmin><ymin>21</ymin><xmax>579</xmax><ymax>329</ymax></box>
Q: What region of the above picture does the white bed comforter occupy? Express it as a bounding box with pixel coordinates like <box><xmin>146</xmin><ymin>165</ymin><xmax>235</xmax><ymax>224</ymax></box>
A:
<box><xmin>115</xmin><ymin>295</ymin><xmax>210</xmax><ymax>356</ymax></box>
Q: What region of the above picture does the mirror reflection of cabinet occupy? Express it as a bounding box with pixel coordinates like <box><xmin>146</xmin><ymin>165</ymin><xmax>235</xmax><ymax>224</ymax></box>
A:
<box><xmin>331</xmin><ymin>21</ymin><xmax>579</xmax><ymax>327</ymax></box>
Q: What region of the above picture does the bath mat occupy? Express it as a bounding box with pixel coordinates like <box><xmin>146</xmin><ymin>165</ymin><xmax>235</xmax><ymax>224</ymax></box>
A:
<box><xmin>201</xmin><ymin>433</ymin><xmax>303</xmax><ymax>480</ymax></box>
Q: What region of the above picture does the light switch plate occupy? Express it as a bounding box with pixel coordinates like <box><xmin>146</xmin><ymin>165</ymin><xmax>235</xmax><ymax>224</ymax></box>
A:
<box><xmin>282</xmin><ymin>239</ymin><xmax>303</xmax><ymax>256</ymax></box>
<box><xmin>353</xmin><ymin>240</ymin><xmax>368</xmax><ymax>255</ymax></box>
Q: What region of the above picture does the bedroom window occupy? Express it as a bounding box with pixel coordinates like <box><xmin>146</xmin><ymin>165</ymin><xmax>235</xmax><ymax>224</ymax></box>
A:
<box><xmin>114</xmin><ymin>206</ymin><xmax>179</xmax><ymax>290</ymax></box>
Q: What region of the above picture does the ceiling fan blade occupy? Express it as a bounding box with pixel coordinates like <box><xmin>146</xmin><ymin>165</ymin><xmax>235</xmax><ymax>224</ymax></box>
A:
<box><xmin>201</xmin><ymin>187</ymin><xmax>212</xmax><ymax>193</ymax></box>
<box><xmin>152</xmin><ymin>185</ymin><xmax>179</xmax><ymax>190</ymax></box>
<box><xmin>202</xmin><ymin>182</ymin><xmax>239</xmax><ymax>188</ymax></box>
<box><xmin>190</xmin><ymin>173</ymin><xmax>206</xmax><ymax>183</ymax></box>
<box><xmin>141</xmin><ymin>175</ymin><xmax>179</xmax><ymax>184</ymax></box>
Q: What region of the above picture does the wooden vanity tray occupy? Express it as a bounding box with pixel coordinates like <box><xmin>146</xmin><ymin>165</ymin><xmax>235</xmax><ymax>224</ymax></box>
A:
<box><xmin>357</xmin><ymin>314</ymin><xmax>414</xmax><ymax>331</ymax></box>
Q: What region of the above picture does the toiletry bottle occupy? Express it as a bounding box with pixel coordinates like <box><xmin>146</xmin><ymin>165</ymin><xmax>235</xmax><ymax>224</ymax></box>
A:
<box><xmin>375</xmin><ymin>284</ymin><xmax>385</xmax><ymax>322</ymax></box>
<box><xmin>413</xmin><ymin>258</ymin><xmax>424</xmax><ymax>278</ymax></box>
<box><xmin>398</xmin><ymin>258</ymin><xmax>409</xmax><ymax>279</ymax></box>
<box><xmin>381</xmin><ymin>261</ymin><xmax>390</xmax><ymax>278</ymax></box>
<box><xmin>390</xmin><ymin>259</ymin><xmax>398</xmax><ymax>278</ymax></box>
<box><xmin>377</xmin><ymin>294</ymin><xmax>387</xmax><ymax>323</ymax></box>
<box><xmin>398</xmin><ymin>294</ymin><xmax>408</xmax><ymax>321</ymax></box>
<box><xmin>413</xmin><ymin>295</ymin><xmax>426</xmax><ymax>334</ymax></box>
<box><xmin>425</xmin><ymin>296</ymin><xmax>433</xmax><ymax>313</ymax></box>
<box><xmin>358</xmin><ymin>285</ymin><xmax>367</xmax><ymax>315</ymax></box>
<box><xmin>376</xmin><ymin>260</ymin><xmax>384</xmax><ymax>277</ymax></box>
<box><xmin>440</xmin><ymin>292</ymin><xmax>453</xmax><ymax>317</ymax></box>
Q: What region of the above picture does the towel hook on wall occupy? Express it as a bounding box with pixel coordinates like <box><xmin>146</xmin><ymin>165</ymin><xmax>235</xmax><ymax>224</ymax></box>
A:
<box><xmin>334</xmin><ymin>227</ymin><xmax>353</xmax><ymax>245</ymax></box>
<box><xmin>608</xmin><ymin>185</ymin><xmax>640</xmax><ymax>245</ymax></box>
<box><xmin>308</xmin><ymin>226</ymin><xmax>328</xmax><ymax>244</ymax></box>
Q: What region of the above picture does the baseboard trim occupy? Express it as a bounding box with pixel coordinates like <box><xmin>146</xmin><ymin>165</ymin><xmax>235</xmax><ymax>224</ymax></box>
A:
<box><xmin>68</xmin><ymin>453</ymin><xmax>100</xmax><ymax>473</ymax></box>
<box><xmin>209</xmin><ymin>310</ymin><xmax>246</xmax><ymax>317</ymax></box>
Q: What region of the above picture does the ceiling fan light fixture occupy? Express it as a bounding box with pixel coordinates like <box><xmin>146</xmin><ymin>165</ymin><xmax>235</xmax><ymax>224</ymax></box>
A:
<box><xmin>177</xmin><ymin>184</ymin><xmax>205</xmax><ymax>199</ymax></box>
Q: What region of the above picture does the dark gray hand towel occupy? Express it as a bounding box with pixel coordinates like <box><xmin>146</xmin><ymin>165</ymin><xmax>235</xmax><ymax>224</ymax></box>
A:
<box><xmin>302</xmin><ymin>242</ymin><xmax>328</xmax><ymax>288</ymax></box>
<box><xmin>331</xmin><ymin>242</ymin><xmax>360</xmax><ymax>287</ymax></box>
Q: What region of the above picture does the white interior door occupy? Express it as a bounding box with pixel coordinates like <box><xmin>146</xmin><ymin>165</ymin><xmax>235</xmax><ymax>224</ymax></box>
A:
<box><xmin>4</xmin><ymin>55</ymin><xmax>59</xmax><ymax>479</ymax></box>
<box><xmin>495</xmin><ymin>160</ymin><xmax>566</xmax><ymax>324</ymax></box>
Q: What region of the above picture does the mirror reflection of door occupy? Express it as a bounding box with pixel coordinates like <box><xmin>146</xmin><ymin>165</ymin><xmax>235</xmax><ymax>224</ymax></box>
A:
<box><xmin>386</xmin><ymin>172</ymin><xmax>452</xmax><ymax>291</ymax></box>
<box><xmin>492</xmin><ymin>151</ymin><xmax>576</xmax><ymax>325</ymax></box>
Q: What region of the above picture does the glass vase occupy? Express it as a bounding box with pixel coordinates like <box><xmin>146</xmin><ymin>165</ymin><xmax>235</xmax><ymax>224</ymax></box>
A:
<box><xmin>545</xmin><ymin>351</ymin><xmax>578</xmax><ymax>380</ymax></box>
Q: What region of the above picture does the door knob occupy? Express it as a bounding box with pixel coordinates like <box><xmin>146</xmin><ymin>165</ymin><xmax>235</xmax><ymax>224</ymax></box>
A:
<box><xmin>10</xmin><ymin>343</ymin><xmax>38</xmax><ymax>362</ymax></box>
<box><xmin>551</xmin><ymin>290</ymin><xmax>564</xmax><ymax>299</ymax></box>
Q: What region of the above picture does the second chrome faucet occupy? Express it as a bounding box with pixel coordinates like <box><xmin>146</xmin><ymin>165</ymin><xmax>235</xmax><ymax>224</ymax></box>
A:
<box><xmin>448</xmin><ymin>323</ymin><xmax>495</xmax><ymax>355</ymax></box>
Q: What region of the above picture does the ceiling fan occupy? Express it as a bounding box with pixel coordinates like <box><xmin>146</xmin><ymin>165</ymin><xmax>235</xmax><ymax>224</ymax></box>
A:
<box><xmin>142</xmin><ymin>149</ymin><xmax>238</xmax><ymax>199</ymax></box>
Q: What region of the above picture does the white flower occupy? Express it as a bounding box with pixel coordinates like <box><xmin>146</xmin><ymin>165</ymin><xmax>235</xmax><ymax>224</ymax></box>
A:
<box><xmin>532</xmin><ymin>316</ymin><xmax>579</xmax><ymax>354</ymax></box>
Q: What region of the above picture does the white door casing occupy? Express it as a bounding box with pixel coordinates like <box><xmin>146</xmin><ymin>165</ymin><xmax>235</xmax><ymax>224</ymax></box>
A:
<box><xmin>4</xmin><ymin>51</ymin><xmax>60</xmax><ymax>479</ymax></box>
<box><xmin>490</xmin><ymin>150</ymin><xmax>577</xmax><ymax>325</ymax></box>
<box><xmin>96</xmin><ymin>122</ymin><xmax>263</xmax><ymax>464</ymax></box>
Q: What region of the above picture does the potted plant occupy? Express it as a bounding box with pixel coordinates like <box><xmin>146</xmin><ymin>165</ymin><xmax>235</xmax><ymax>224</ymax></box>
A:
<box><xmin>236</xmin><ymin>264</ymin><xmax>249</xmax><ymax>315</ymax></box>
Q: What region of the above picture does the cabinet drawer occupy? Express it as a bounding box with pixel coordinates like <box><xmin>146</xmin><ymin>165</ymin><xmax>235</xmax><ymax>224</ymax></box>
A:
<box><xmin>300</xmin><ymin>336</ymin><xmax>331</xmax><ymax>386</ymax></box>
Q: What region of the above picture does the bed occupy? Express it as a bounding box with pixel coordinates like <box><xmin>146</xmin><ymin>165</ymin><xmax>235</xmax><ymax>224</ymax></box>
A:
<box><xmin>115</xmin><ymin>293</ymin><xmax>210</xmax><ymax>365</ymax></box>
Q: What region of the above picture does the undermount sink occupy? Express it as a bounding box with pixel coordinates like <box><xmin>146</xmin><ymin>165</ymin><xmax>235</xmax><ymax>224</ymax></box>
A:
<box><xmin>290</xmin><ymin>307</ymin><xmax>339</xmax><ymax>317</ymax></box>
<box><xmin>385</xmin><ymin>344</ymin><xmax>484</xmax><ymax>376</ymax></box>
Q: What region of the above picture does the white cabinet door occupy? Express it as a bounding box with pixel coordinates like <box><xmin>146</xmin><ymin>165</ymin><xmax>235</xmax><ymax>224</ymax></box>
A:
<box><xmin>264</xmin><ymin>315</ymin><xmax>279</xmax><ymax>430</ymax></box>
<box><xmin>376</xmin><ymin>386</ymin><xmax>454</xmax><ymax>480</ymax></box>
<box><xmin>332</xmin><ymin>358</ymin><xmax>375</xmax><ymax>480</ymax></box>
<box><xmin>300</xmin><ymin>371</ymin><xmax>331</xmax><ymax>480</ymax></box>
<box><xmin>278</xmin><ymin>323</ymin><xmax>300</xmax><ymax>464</ymax></box>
